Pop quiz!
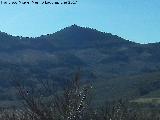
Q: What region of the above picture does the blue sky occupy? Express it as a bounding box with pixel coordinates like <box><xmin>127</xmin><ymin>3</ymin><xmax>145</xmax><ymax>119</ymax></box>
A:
<box><xmin>0</xmin><ymin>0</ymin><xmax>160</xmax><ymax>43</ymax></box>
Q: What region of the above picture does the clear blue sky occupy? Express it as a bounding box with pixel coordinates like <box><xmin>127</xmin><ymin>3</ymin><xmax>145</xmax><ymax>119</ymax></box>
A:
<box><xmin>0</xmin><ymin>0</ymin><xmax>160</xmax><ymax>43</ymax></box>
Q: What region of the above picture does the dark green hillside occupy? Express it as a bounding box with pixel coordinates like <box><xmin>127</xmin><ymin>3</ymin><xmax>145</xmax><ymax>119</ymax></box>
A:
<box><xmin>0</xmin><ymin>25</ymin><xmax>160</xmax><ymax>105</ymax></box>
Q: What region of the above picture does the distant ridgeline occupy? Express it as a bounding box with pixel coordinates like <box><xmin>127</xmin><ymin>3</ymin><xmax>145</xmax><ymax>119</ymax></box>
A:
<box><xmin>0</xmin><ymin>24</ymin><xmax>160</xmax><ymax>105</ymax></box>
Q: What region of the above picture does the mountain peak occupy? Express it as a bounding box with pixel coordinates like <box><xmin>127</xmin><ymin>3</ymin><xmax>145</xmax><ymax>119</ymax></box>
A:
<box><xmin>71</xmin><ymin>24</ymin><xmax>79</xmax><ymax>27</ymax></box>
<box><xmin>65</xmin><ymin>24</ymin><xmax>82</xmax><ymax>30</ymax></box>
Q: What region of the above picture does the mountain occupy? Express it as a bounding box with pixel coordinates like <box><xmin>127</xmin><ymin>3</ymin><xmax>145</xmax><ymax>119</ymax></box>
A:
<box><xmin>0</xmin><ymin>24</ymin><xmax>160</xmax><ymax>106</ymax></box>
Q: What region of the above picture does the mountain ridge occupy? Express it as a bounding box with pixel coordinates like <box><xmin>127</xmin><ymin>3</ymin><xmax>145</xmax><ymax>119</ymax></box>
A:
<box><xmin>0</xmin><ymin>25</ymin><xmax>160</xmax><ymax>104</ymax></box>
<box><xmin>1</xmin><ymin>24</ymin><xmax>159</xmax><ymax>45</ymax></box>
<box><xmin>0</xmin><ymin>24</ymin><xmax>143</xmax><ymax>44</ymax></box>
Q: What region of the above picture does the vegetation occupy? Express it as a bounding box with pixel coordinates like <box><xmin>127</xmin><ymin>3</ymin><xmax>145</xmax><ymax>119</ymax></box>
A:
<box><xmin>0</xmin><ymin>73</ymin><xmax>159</xmax><ymax>120</ymax></box>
